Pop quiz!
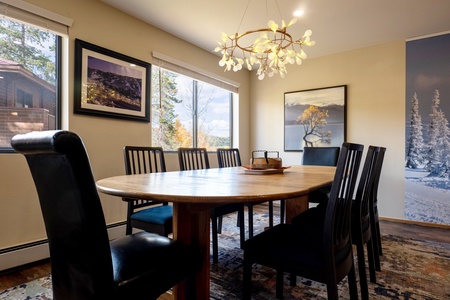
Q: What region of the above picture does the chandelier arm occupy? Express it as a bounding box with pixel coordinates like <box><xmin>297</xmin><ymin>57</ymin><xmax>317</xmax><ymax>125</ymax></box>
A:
<box><xmin>234</xmin><ymin>28</ymin><xmax>297</xmax><ymax>53</ymax></box>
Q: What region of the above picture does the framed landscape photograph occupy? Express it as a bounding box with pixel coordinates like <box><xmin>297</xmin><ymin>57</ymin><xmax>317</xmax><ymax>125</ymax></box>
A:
<box><xmin>74</xmin><ymin>39</ymin><xmax>150</xmax><ymax>122</ymax></box>
<box><xmin>284</xmin><ymin>85</ymin><xmax>347</xmax><ymax>151</ymax></box>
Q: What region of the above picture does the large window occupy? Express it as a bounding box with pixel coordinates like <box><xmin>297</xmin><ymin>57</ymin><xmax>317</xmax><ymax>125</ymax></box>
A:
<box><xmin>0</xmin><ymin>15</ymin><xmax>61</xmax><ymax>151</ymax></box>
<box><xmin>151</xmin><ymin>66</ymin><xmax>232</xmax><ymax>151</ymax></box>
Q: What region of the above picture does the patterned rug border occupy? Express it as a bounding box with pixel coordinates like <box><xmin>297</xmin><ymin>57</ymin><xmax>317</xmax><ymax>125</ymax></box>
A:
<box><xmin>1</xmin><ymin>213</ymin><xmax>450</xmax><ymax>299</ymax></box>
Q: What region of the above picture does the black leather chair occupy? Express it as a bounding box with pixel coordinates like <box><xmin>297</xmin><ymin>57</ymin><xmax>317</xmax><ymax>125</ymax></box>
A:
<box><xmin>178</xmin><ymin>147</ymin><xmax>245</xmax><ymax>263</ymax></box>
<box><xmin>11</xmin><ymin>130</ymin><xmax>201</xmax><ymax>300</ymax></box>
<box><xmin>370</xmin><ymin>147</ymin><xmax>386</xmax><ymax>271</ymax></box>
<box><xmin>243</xmin><ymin>142</ymin><xmax>363</xmax><ymax>300</ymax></box>
<box><xmin>123</xmin><ymin>146</ymin><xmax>172</xmax><ymax>236</ymax></box>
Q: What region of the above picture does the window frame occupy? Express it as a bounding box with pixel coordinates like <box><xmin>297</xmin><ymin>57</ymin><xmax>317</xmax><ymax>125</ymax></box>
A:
<box><xmin>151</xmin><ymin>65</ymin><xmax>234</xmax><ymax>151</ymax></box>
<box><xmin>0</xmin><ymin>23</ymin><xmax>62</xmax><ymax>153</ymax></box>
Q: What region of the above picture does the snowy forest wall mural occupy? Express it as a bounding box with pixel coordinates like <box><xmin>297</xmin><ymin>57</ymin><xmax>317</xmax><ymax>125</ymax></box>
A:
<box><xmin>405</xmin><ymin>32</ymin><xmax>450</xmax><ymax>226</ymax></box>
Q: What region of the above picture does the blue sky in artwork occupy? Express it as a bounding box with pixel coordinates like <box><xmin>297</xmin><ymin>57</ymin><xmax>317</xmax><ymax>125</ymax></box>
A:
<box><xmin>406</xmin><ymin>33</ymin><xmax>450</xmax><ymax>122</ymax></box>
<box><xmin>88</xmin><ymin>56</ymin><xmax>142</xmax><ymax>79</ymax></box>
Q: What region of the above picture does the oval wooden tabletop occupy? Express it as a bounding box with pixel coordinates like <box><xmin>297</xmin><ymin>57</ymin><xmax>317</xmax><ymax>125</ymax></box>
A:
<box><xmin>96</xmin><ymin>165</ymin><xmax>336</xmax><ymax>204</ymax></box>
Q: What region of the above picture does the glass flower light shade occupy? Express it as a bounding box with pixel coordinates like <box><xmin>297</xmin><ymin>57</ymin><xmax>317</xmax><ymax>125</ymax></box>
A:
<box><xmin>214</xmin><ymin>19</ymin><xmax>315</xmax><ymax>80</ymax></box>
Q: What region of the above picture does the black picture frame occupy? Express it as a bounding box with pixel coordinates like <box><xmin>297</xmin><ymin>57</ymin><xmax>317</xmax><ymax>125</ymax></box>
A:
<box><xmin>74</xmin><ymin>39</ymin><xmax>150</xmax><ymax>122</ymax></box>
<box><xmin>284</xmin><ymin>85</ymin><xmax>347</xmax><ymax>151</ymax></box>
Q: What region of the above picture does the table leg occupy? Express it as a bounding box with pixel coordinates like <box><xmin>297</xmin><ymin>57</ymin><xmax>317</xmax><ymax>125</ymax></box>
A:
<box><xmin>284</xmin><ymin>195</ymin><xmax>309</xmax><ymax>224</ymax></box>
<box><xmin>172</xmin><ymin>202</ymin><xmax>210</xmax><ymax>300</ymax></box>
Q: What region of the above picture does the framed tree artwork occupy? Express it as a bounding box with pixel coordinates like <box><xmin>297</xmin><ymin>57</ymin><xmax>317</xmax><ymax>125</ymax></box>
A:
<box><xmin>74</xmin><ymin>39</ymin><xmax>151</xmax><ymax>122</ymax></box>
<box><xmin>284</xmin><ymin>85</ymin><xmax>347</xmax><ymax>151</ymax></box>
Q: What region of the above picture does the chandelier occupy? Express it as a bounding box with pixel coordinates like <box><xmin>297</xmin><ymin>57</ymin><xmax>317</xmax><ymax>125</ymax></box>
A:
<box><xmin>214</xmin><ymin>2</ymin><xmax>315</xmax><ymax>80</ymax></box>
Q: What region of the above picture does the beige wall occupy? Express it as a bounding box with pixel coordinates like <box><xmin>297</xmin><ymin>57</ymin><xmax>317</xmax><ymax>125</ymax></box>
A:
<box><xmin>0</xmin><ymin>0</ymin><xmax>250</xmax><ymax>249</ymax></box>
<box><xmin>0</xmin><ymin>0</ymin><xmax>407</xmax><ymax>253</ymax></box>
<box><xmin>249</xmin><ymin>41</ymin><xmax>406</xmax><ymax>219</ymax></box>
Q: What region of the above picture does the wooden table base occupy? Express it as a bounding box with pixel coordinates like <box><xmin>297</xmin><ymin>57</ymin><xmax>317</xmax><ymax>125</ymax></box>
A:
<box><xmin>172</xmin><ymin>202</ymin><xmax>210</xmax><ymax>300</ymax></box>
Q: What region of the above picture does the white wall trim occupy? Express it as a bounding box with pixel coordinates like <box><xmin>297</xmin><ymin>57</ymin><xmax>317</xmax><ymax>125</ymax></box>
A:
<box><xmin>0</xmin><ymin>224</ymin><xmax>126</xmax><ymax>272</ymax></box>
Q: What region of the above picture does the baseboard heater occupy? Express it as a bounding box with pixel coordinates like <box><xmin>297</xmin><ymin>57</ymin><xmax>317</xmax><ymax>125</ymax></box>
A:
<box><xmin>0</xmin><ymin>222</ymin><xmax>127</xmax><ymax>272</ymax></box>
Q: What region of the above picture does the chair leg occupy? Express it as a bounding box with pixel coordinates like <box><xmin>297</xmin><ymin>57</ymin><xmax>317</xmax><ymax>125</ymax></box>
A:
<box><xmin>218</xmin><ymin>216</ymin><xmax>223</xmax><ymax>234</ymax></box>
<box><xmin>280</xmin><ymin>200</ymin><xmax>285</xmax><ymax>224</ymax></box>
<box><xmin>347</xmin><ymin>263</ymin><xmax>359</xmax><ymax>300</ymax></box>
<box><xmin>356</xmin><ymin>243</ymin><xmax>369</xmax><ymax>300</ymax></box>
<box><xmin>326</xmin><ymin>281</ymin><xmax>339</xmax><ymax>300</ymax></box>
<box><xmin>367</xmin><ymin>238</ymin><xmax>377</xmax><ymax>283</ymax></box>
<box><xmin>239</xmin><ymin>208</ymin><xmax>246</xmax><ymax>249</ymax></box>
<box><xmin>276</xmin><ymin>270</ymin><xmax>284</xmax><ymax>299</ymax></box>
<box><xmin>376</xmin><ymin>220</ymin><xmax>383</xmax><ymax>256</ymax></box>
<box><xmin>289</xmin><ymin>273</ymin><xmax>296</xmax><ymax>286</ymax></box>
<box><xmin>372</xmin><ymin>223</ymin><xmax>382</xmax><ymax>271</ymax></box>
<box><xmin>125</xmin><ymin>221</ymin><xmax>132</xmax><ymax>235</ymax></box>
<box><xmin>211</xmin><ymin>216</ymin><xmax>219</xmax><ymax>263</ymax></box>
<box><xmin>269</xmin><ymin>201</ymin><xmax>274</xmax><ymax>228</ymax></box>
<box><xmin>237</xmin><ymin>210</ymin><xmax>242</xmax><ymax>227</ymax></box>
<box><xmin>242</xmin><ymin>256</ymin><xmax>252</xmax><ymax>300</ymax></box>
<box><xmin>248</xmin><ymin>205</ymin><xmax>254</xmax><ymax>238</ymax></box>
<box><xmin>185</xmin><ymin>273</ymin><xmax>197</xmax><ymax>300</ymax></box>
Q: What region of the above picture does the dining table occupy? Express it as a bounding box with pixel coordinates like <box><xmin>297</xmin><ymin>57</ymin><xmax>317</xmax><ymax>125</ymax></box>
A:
<box><xmin>96</xmin><ymin>165</ymin><xmax>336</xmax><ymax>300</ymax></box>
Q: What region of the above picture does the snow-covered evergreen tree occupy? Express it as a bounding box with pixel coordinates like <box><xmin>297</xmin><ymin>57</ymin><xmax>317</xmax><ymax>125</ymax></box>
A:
<box><xmin>428</xmin><ymin>109</ymin><xmax>450</xmax><ymax>177</ymax></box>
<box><xmin>406</xmin><ymin>93</ymin><xmax>424</xmax><ymax>169</ymax></box>
<box><xmin>425</xmin><ymin>90</ymin><xmax>442</xmax><ymax>171</ymax></box>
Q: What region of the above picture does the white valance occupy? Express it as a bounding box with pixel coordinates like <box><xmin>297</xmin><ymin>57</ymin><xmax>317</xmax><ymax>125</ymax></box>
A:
<box><xmin>152</xmin><ymin>51</ymin><xmax>240</xmax><ymax>93</ymax></box>
<box><xmin>0</xmin><ymin>0</ymin><xmax>72</xmax><ymax>36</ymax></box>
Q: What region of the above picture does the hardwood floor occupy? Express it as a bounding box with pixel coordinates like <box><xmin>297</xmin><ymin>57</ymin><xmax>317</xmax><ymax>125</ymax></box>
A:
<box><xmin>0</xmin><ymin>202</ymin><xmax>449</xmax><ymax>296</ymax></box>
<box><xmin>0</xmin><ymin>259</ymin><xmax>51</xmax><ymax>291</ymax></box>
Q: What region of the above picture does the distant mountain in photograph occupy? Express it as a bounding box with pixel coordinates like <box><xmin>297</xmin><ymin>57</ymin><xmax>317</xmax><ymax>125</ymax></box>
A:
<box><xmin>87</xmin><ymin>67</ymin><xmax>142</xmax><ymax>111</ymax></box>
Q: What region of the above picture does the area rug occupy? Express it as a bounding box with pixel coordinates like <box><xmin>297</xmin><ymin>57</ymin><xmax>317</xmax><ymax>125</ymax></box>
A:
<box><xmin>1</xmin><ymin>212</ymin><xmax>450</xmax><ymax>299</ymax></box>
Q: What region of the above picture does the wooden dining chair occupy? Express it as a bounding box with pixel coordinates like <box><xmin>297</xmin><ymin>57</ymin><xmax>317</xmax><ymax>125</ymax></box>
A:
<box><xmin>351</xmin><ymin>145</ymin><xmax>382</xmax><ymax>299</ymax></box>
<box><xmin>243</xmin><ymin>142</ymin><xmax>363</xmax><ymax>300</ymax></box>
<box><xmin>217</xmin><ymin>148</ymin><xmax>275</xmax><ymax>239</ymax></box>
<box><xmin>178</xmin><ymin>147</ymin><xmax>245</xmax><ymax>263</ymax></box>
<box><xmin>291</xmin><ymin>145</ymin><xmax>382</xmax><ymax>300</ymax></box>
<box><xmin>370</xmin><ymin>147</ymin><xmax>387</xmax><ymax>271</ymax></box>
<box><xmin>11</xmin><ymin>130</ymin><xmax>201</xmax><ymax>300</ymax></box>
<box><xmin>123</xmin><ymin>146</ymin><xmax>172</xmax><ymax>236</ymax></box>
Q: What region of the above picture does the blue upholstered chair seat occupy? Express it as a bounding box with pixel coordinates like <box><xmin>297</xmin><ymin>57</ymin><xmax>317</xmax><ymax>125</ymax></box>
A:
<box><xmin>130</xmin><ymin>205</ymin><xmax>173</xmax><ymax>226</ymax></box>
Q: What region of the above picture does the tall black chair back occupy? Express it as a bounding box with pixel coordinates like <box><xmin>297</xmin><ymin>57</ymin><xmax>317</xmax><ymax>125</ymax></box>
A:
<box><xmin>124</xmin><ymin>146</ymin><xmax>167</xmax><ymax>174</ymax></box>
<box><xmin>370</xmin><ymin>147</ymin><xmax>386</xmax><ymax>270</ymax></box>
<box><xmin>352</xmin><ymin>145</ymin><xmax>382</xmax><ymax>299</ymax></box>
<box><xmin>123</xmin><ymin>146</ymin><xmax>172</xmax><ymax>236</ymax></box>
<box><xmin>178</xmin><ymin>147</ymin><xmax>210</xmax><ymax>170</ymax></box>
<box><xmin>323</xmin><ymin>143</ymin><xmax>363</xmax><ymax>296</ymax></box>
<box><xmin>302</xmin><ymin>146</ymin><xmax>341</xmax><ymax>206</ymax></box>
<box><xmin>217</xmin><ymin>148</ymin><xmax>242</xmax><ymax>168</ymax></box>
<box><xmin>13</xmin><ymin>130</ymin><xmax>114</xmax><ymax>299</ymax></box>
<box><xmin>302</xmin><ymin>146</ymin><xmax>340</xmax><ymax>166</ymax></box>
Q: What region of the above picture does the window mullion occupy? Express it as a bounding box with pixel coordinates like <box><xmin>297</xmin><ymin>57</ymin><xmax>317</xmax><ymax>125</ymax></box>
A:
<box><xmin>192</xmin><ymin>80</ymin><xmax>198</xmax><ymax>147</ymax></box>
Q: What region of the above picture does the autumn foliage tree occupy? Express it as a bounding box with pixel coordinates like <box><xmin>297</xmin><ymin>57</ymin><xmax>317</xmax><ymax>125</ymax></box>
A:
<box><xmin>297</xmin><ymin>105</ymin><xmax>331</xmax><ymax>147</ymax></box>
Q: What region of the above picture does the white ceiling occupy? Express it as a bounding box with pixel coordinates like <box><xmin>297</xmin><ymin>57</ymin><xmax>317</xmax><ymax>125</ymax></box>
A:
<box><xmin>101</xmin><ymin>0</ymin><xmax>450</xmax><ymax>60</ymax></box>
